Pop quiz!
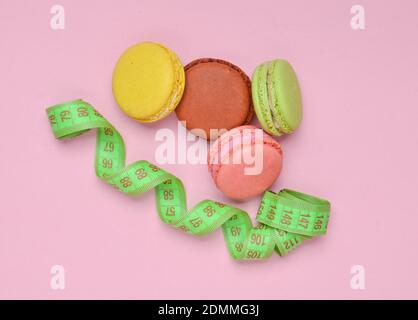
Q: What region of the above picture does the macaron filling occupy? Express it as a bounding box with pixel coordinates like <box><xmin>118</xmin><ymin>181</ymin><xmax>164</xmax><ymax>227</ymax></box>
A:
<box><xmin>252</xmin><ymin>59</ymin><xmax>302</xmax><ymax>136</ymax></box>
<box><xmin>140</xmin><ymin>48</ymin><xmax>185</xmax><ymax>122</ymax></box>
<box><xmin>266</xmin><ymin>62</ymin><xmax>291</xmax><ymax>134</ymax></box>
<box><xmin>253</xmin><ymin>64</ymin><xmax>280</xmax><ymax>136</ymax></box>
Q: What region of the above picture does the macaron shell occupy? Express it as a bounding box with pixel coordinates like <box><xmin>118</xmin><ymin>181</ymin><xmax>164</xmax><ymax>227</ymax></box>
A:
<box><xmin>215</xmin><ymin>144</ymin><xmax>283</xmax><ymax>200</ymax></box>
<box><xmin>112</xmin><ymin>42</ymin><xmax>185</xmax><ymax>122</ymax></box>
<box><xmin>208</xmin><ymin>125</ymin><xmax>283</xmax><ymax>201</ymax></box>
<box><xmin>208</xmin><ymin>125</ymin><xmax>262</xmax><ymax>178</ymax></box>
<box><xmin>176</xmin><ymin>58</ymin><xmax>253</xmax><ymax>140</ymax></box>
<box><xmin>271</xmin><ymin>60</ymin><xmax>302</xmax><ymax>132</ymax></box>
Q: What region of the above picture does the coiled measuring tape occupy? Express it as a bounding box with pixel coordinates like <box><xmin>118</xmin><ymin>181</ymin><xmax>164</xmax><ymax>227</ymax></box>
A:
<box><xmin>46</xmin><ymin>99</ymin><xmax>331</xmax><ymax>260</ymax></box>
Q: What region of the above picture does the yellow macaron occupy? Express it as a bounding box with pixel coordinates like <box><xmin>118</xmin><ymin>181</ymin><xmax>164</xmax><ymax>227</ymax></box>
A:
<box><xmin>112</xmin><ymin>42</ymin><xmax>185</xmax><ymax>122</ymax></box>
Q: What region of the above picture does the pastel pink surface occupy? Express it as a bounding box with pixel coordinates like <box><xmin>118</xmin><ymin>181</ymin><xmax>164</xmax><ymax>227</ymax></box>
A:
<box><xmin>1</xmin><ymin>0</ymin><xmax>418</xmax><ymax>299</ymax></box>
<box><xmin>209</xmin><ymin>125</ymin><xmax>283</xmax><ymax>200</ymax></box>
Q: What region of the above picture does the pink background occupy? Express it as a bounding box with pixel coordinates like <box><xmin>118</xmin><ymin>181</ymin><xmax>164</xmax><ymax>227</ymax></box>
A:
<box><xmin>1</xmin><ymin>0</ymin><xmax>418</xmax><ymax>299</ymax></box>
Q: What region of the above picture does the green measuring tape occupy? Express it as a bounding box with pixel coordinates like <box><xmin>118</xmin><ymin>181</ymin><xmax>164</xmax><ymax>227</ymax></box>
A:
<box><xmin>46</xmin><ymin>99</ymin><xmax>331</xmax><ymax>260</ymax></box>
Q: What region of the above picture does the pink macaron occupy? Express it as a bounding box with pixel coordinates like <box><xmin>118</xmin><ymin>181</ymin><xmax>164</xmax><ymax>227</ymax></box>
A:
<box><xmin>208</xmin><ymin>125</ymin><xmax>283</xmax><ymax>200</ymax></box>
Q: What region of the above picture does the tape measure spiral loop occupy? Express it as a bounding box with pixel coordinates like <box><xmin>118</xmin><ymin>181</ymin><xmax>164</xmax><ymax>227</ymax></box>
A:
<box><xmin>46</xmin><ymin>99</ymin><xmax>330</xmax><ymax>260</ymax></box>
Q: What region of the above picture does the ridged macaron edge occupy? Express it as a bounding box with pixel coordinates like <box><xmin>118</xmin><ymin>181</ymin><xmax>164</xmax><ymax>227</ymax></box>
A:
<box><xmin>270</xmin><ymin>59</ymin><xmax>302</xmax><ymax>133</ymax></box>
<box><xmin>139</xmin><ymin>43</ymin><xmax>185</xmax><ymax>122</ymax></box>
<box><xmin>208</xmin><ymin>125</ymin><xmax>283</xmax><ymax>186</ymax></box>
<box><xmin>252</xmin><ymin>63</ymin><xmax>281</xmax><ymax>136</ymax></box>
<box><xmin>252</xmin><ymin>59</ymin><xmax>299</xmax><ymax>136</ymax></box>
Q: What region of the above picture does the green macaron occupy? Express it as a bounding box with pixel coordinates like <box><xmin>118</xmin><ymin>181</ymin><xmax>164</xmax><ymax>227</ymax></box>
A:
<box><xmin>251</xmin><ymin>59</ymin><xmax>302</xmax><ymax>136</ymax></box>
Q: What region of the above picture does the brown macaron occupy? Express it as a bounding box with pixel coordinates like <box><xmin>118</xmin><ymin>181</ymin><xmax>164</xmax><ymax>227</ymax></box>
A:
<box><xmin>175</xmin><ymin>58</ymin><xmax>253</xmax><ymax>140</ymax></box>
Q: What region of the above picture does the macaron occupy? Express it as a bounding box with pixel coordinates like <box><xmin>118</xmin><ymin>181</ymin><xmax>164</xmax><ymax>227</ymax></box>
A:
<box><xmin>112</xmin><ymin>42</ymin><xmax>185</xmax><ymax>122</ymax></box>
<box><xmin>252</xmin><ymin>59</ymin><xmax>302</xmax><ymax>136</ymax></box>
<box><xmin>208</xmin><ymin>125</ymin><xmax>283</xmax><ymax>201</ymax></box>
<box><xmin>176</xmin><ymin>58</ymin><xmax>253</xmax><ymax>140</ymax></box>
